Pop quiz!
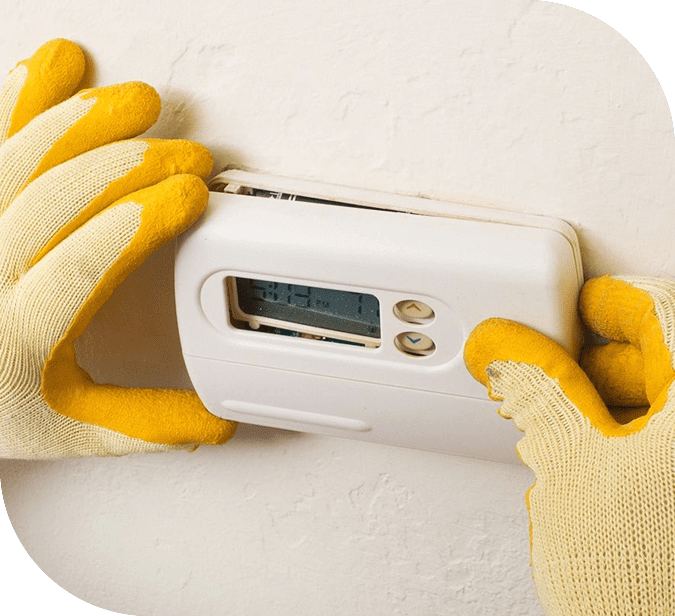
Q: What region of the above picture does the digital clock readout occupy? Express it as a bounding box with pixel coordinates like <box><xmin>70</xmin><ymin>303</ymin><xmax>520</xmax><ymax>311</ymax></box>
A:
<box><xmin>234</xmin><ymin>277</ymin><xmax>381</xmax><ymax>338</ymax></box>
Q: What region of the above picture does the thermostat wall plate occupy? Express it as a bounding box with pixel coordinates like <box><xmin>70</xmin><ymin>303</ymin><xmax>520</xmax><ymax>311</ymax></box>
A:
<box><xmin>175</xmin><ymin>169</ymin><xmax>583</xmax><ymax>464</ymax></box>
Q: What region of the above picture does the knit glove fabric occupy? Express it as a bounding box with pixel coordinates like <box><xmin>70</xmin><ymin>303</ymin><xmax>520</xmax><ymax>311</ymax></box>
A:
<box><xmin>464</xmin><ymin>275</ymin><xmax>675</xmax><ymax>615</ymax></box>
<box><xmin>0</xmin><ymin>39</ymin><xmax>236</xmax><ymax>458</ymax></box>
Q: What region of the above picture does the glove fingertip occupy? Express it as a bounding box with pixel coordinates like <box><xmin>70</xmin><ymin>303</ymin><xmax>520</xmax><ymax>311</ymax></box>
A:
<box><xmin>186</xmin><ymin>141</ymin><xmax>213</xmax><ymax>180</ymax></box>
<box><xmin>464</xmin><ymin>318</ymin><xmax>540</xmax><ymax>390</ymax></box>
<box><xmin>580</xmin><ymin>342</ymin><xmax>649</xmax><ymax>407</ymax></box>
<box><xmin>142</xmin><ymin>138</ymin><xmax>214</xmax><ymax>180</ymax></box>
<box><xmin>113</xmin><ymin>174</ymin><xmax>209</xmax><ymax>266</ymax></box>
<box><xmin>579</xmin><ymin>275</ymin><xmax>651</xmax><ymax>342</ymax></box>
<box><xmin>7</xmin><ymin>39</ymin><xmax>85</xmax><ymax>138</ymax></box>
<box><xmin>156</xmin><ymin>173</ymin><xmax>210</xmax><ymax>231</ymax></box>
<box><xmin>464</xmin><ymin>318</ymin><xmax>507</xmax><ymax>389</ymax></box>
<box><xmin>80</xmin><ymin>81</ymin><xmax>162</xmax><ymax>135</ymax></box>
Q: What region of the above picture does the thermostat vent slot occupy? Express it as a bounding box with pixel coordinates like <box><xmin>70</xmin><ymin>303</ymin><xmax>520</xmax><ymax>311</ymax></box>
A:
<box><xmin>210</xmin><ymin>175</ymin><xmax>407</xmax><ymax>214</ymax></box>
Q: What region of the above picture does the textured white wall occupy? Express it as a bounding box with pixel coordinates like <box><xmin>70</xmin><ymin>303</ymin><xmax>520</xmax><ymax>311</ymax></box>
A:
<box><xmin>0</xmin><ymin>1</ymin><xmax>672</xmax><ymax>614</ymax></box>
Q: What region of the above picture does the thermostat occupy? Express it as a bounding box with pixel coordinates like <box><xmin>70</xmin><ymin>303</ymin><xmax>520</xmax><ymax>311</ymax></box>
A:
<box><xmin>174</xmin><ymin>169</ymin><xmax>583</xmax><ymax>463</ymax></box>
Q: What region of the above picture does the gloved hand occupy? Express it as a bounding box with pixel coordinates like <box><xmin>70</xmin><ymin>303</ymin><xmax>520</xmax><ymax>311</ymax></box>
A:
<box><xmin>464</xmin><ymin>275</ymin><xmax>675</xmax><ymax>615</ymax></box>
<box><xmin>0</xmin><ymin>39</ymin><xmax>236</xmax><ymax>458</ymax></box>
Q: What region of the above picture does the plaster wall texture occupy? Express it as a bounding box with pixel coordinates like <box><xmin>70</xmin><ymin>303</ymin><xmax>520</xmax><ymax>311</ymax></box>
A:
<box><xmin>0</xmin><ymin>1</ymin><xmax>672</xmax><ymax>615</ymax></box>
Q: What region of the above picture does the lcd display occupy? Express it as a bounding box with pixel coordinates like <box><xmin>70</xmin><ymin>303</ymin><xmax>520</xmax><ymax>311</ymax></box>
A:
<box><xmin>232</xmin><ymin>277</ymin><xmax>381</xmax><ymax>339</ymax></box>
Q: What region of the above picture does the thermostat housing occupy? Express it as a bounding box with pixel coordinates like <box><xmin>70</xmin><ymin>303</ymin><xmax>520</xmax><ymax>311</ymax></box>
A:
<box><xmin>174</xmin><ymin>169</ymin><xmax>583</xmax><ymax>463</ymax></box>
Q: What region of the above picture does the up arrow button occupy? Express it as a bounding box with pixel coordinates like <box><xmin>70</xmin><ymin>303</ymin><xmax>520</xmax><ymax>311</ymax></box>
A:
<box><xmin>394</xmin><ymin>300</ymin><xmax>435</xmax><ymax>324</ymax></box>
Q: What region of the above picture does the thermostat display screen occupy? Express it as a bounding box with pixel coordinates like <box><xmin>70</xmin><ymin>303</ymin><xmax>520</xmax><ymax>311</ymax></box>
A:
<box><xmin>231</xmin><ymin>277</ymin><xmax>381</xmax><ymax>339</ymax></box>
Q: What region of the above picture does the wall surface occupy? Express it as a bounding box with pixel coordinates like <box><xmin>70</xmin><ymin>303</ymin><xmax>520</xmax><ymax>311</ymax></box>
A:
<box><xmin>0</xmin><ymin>1</ymin><xmax>672</xmax><ymax>615</ymax></box>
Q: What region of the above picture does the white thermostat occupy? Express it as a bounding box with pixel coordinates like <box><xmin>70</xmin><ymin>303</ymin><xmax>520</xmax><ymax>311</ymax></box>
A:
<box><xmin>174</xmin><ymin>169</ymin><xmax>583</xmax><ymax>463</ymax></box>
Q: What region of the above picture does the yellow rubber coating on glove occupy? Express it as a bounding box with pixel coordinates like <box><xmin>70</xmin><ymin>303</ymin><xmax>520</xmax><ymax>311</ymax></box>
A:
<box><xmin>579</xmin><ymin>275</ymin><xmax>675</xmax><ymax>405</ymax></box>
<box><xmin>6</xmin><ymin>39</ymin><xmax>85</xmax><ymax>139</ymax></box>
<box><xmin>29</xmin><ymin>82</ymin><xmax>161</xmax><ymax>184</ymax></box>
<box><xmin>464</xmin><ymin>317</ymin><xmax>668</xmax><ymax>437</ymax></box>
<box><xmin>31</xmin><ymin>138</ymin><xmax>213</xmax><ymax>265</ymax></box>
<box><xmin>580</xmin><ymin>341</ymin><xmax>648</xmax><ymax>408</ymax></box>
<box><xmin>41</xmin><ymin>175</ymin><xmax>236</xmax><ymax>446</ymax></box>
<box><xmin>465</xmin><ymin>319</ymin><xmax>619</xmax><ymax>433</ymax></box>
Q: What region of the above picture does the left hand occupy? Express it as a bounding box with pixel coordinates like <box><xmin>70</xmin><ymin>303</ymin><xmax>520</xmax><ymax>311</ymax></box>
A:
<box><xmin>0</xmin><ymin>39</ymin><xmax>236</xmax><ymax>458</ymax></box>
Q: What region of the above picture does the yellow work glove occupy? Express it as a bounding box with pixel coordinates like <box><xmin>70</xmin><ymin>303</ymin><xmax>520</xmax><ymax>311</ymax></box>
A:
<box><xmin>0</xmin><ymin>39</ymin><xmax>236</xmax><ymax>458</ymax></box>
<box><xmin>464</xmin><ymin>276</ymin><xmax>675</xmax><ymax>615</ymax></box>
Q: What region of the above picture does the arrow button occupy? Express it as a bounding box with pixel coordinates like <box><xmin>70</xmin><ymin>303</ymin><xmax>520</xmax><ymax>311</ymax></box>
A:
<box><xmin>394</xmin><ymin>300</ymin><xmax>435</xmax><ymax>324</ymax></box>
<box><xmin>395</xmin><ymin>332</ymin><xmax>436</xmax><ymax>357</ymax></box>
